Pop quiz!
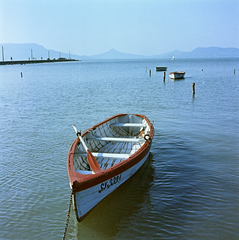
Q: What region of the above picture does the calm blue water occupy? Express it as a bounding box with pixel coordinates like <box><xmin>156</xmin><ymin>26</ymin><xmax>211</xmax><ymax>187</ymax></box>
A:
<box><xmin>0</xmin><ymin>58</ymin><xmax>238</xmax><ymax>240</ymax></box>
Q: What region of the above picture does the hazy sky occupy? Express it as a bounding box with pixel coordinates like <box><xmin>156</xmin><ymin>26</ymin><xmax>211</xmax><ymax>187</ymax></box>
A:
<box><xmin>0</xmin><ymin>0</ymin><xmax>238</xmax><ymax>56</ymax></box>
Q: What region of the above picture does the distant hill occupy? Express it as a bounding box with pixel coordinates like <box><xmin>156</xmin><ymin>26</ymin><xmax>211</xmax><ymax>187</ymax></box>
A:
<box><xmin>89</xmin><ymin>48</ymin><xmax>145</xmax><ymax>59</ymax></box>
<box><xmin>151</xmin><ymin>47</ymin><xmax>239</xmax><ymax>59</ymax></box>
<box><xmin>91</xmin><ymin>47</ymin><xmax>239</xmax><ymax>59</ymax></box>
<box><xmin>0</xmin><ymin>43</ymin><xmax>238</xmax><ymax>61</ymax></box>
<box><xmin>185</xmin><ymin>47</ymin><xmax>239</xmax><ymax>58</ymax></box>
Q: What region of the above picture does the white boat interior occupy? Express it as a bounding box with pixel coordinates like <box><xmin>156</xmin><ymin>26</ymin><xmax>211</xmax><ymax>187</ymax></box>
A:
<box><xmin>73</xmin><ymin>115</ymin><xmax>151</xmax><ymax>172</ymax></box>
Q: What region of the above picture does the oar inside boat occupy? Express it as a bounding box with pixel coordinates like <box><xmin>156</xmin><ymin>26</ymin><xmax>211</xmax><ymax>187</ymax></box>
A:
<box><xmin>72</xmin><ymin>125</ymin><xmax>101</xmax><ymax>174</ymax></box>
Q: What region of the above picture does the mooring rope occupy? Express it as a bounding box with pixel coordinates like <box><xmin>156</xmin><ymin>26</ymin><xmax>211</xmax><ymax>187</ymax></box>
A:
<box><xmin>62</xmin><ymin>189</ymin><xmax>74</xmax><ymax>240</ymax></box>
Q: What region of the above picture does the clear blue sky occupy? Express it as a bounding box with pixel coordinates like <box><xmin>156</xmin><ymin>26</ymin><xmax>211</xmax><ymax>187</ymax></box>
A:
<box><xmin>0</xmin><ymin>0</ymin><xmax>238</xmax><ymax>56</ymax></box>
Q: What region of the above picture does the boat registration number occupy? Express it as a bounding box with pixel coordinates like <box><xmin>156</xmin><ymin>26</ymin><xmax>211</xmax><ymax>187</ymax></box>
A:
<box><xmin>99</xmin><ymin>174</ymin><xmax>122</xmax><ymax>193</ymax></box>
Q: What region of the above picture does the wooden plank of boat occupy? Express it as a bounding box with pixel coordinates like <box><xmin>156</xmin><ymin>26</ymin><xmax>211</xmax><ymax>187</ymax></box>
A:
<box><xmin>74</xmin><ymin>151</ymin><xmax>131</xmax><ymax>159</ymax></box>
<box><xmin>169</xmin><ymin>71</ymin><xmax>186</xmax><ymax>79</ymax></box>
<box><xmin>155</xmin><ymin>66</ymin><xmax>167</xmax><ymax>71</ymax></box>
<box><xmin>67</xmin><ymin>113</ymin><xmax>154</xmax><ymax>222</ymax></box>
<box><xmin>110</xmin><ymin>123</ymin><xmax>146</xmax><ymax>127</ymax></box>
<box><xmin>85</xmin><ymin>131</ymin><xmax>145</xmax><ymax>143</ymax></box>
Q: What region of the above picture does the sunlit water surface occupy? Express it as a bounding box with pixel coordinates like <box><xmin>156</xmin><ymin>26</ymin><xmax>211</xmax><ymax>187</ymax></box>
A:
<box><xmin>0</xmin><ymin>58</ymin><xmax>238</xmax><ymax>239</ymax></box>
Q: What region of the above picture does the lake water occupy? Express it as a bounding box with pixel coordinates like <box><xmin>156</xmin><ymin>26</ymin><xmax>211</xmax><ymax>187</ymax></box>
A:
<box><xmin>0</xmin><ymin>58</ymin><xmax>238</xmax><ymax>240</ymax></box>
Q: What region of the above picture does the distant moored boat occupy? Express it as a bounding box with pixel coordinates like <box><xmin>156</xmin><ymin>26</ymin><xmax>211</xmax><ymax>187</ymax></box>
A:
<box><xmin>155</xmin><ymin>67</ymin><xmax>167</xmax><ymax>71</ymax></box>
<box><xmin>169</xmin><ymin>71</ymin><xmax>186</xmax><ymax>79</ymax></box>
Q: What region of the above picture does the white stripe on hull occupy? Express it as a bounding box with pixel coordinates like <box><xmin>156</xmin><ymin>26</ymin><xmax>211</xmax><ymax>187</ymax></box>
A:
<box><xmin>74</xmin><ymin>151</ymin><xmax>150</xmax><ymax>220</ymax></box>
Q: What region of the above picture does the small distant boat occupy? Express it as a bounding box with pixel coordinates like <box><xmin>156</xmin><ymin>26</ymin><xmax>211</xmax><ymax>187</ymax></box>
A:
<box><xmin>171</xmin><ymin>55</ymin><xmax>175</xmax><ymax>60</ymax></box>
<box><xmin>169</xmin><ymin>71</ymin><xmax>186</xmax><ymax>79</ymax></box>
<box><xmin>155</xmin><ymin>67</ymin><xmax>167</xmax><ymax>71</ymax></box>
<box><xmin>67</xmin><ymin>113</ymin><xmax>154</xmax><ymax>221</ymax></box>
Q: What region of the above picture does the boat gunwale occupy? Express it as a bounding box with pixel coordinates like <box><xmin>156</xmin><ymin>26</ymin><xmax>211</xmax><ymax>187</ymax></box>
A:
<box><xmin>169</xmin><ymin>71</ymin><xmax>186</xmax><ymax>75</ymax></box>
<box><xmin>67</xmin><ymin>113</ymin><xmax>154</xmax><ymax>193</ymax></box>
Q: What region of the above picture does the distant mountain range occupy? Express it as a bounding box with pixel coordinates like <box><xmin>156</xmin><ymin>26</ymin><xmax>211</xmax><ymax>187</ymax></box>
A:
<box><xmin>1</xmin><ymin>43</ymin><xmax>238</xmax><ymax>61</ymax></box>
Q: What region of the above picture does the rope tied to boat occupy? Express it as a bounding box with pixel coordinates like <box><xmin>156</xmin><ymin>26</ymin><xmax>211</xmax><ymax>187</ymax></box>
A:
<box><xmin>62</xmin><ymin>188</ymin><xmax>74</xmax><ymax>240</ymax></box>
<box><xmin>144</xmin><ymin>134</ymin><xmax>151</xmax><ymax>142</ymax></box>
<box><xmin>76</xmin><ymin>131</ymin><xmax>81</xmax><ymax>137</ymax></box>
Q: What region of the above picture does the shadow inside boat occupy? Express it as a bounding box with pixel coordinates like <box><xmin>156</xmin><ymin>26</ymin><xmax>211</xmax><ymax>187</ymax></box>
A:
<box><xmin>70</xmin><ymin>153</ymin><xmax>156</xmax><ymax>239</ymax></box>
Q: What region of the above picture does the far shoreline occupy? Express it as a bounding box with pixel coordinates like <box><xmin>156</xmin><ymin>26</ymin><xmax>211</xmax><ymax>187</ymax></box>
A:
<box><xmin>0</xmin><ymin>58</ymin><xmax>79</xmax><ymax>65</ymax></box>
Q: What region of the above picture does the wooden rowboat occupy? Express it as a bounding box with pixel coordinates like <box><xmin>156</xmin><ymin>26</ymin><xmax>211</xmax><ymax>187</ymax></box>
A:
<box><xmin>67</xmin><ymin>113</ymin><xmax>154</xmax><ymax>221</ymax></box>
<box><xmin>169</xmin><ymin>71</ymin><xmax>186</xmax><ymax>79</ymax></box>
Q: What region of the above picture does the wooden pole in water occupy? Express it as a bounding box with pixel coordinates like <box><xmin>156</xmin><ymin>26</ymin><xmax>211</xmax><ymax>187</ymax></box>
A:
<box><xmin>192</xmin><ymin>83</ymin><xmax>195</xmax><ymax>94</ymax></box>
<box><xmin>234</xmin><ymin>69</ymin><xmax>235</xmax><ymax>74</ymax></box>
<box><xmin>163</xmin><ymin>71</ymin><xmax>166</xmax><ymax>81</ymax></box>
<box><xmin>21</xmin><ymin>72</ymin><xmax>23</xmax><ymax>78</ymax></box>
<box><xmin>2</xmin><ymin>46</ymin><xmax>4</xmax><ymax>62</ymax></box>
<box><xmin>149</xmin><ymin>70</ymin><xmax>151</xmax><ymax>76</ymax></box>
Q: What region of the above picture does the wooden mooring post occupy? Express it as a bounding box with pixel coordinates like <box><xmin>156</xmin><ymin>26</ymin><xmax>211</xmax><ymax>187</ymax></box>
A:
<box><xmin>192</xmin><ymin>83</ymin><xmax>195</xmax><ymax>94</ymax></box>
<box><xmin>21</xmin><ymin>72</ymin><xmax>23</xmax><ymax>78</ymax></box>
<box><xmin>163</xmin><ymin>71</ymin><xmax>166</xmax><ymax>81</ymax></box>
<box><xmin>149</xmin><ymin>70</ymin><xmax>151</xmax><ymax>76</ymax></box>
<box><xmin>234</xmin><ymin>69</ymin><xmax>236</xmax><ymax>74</ymax></box>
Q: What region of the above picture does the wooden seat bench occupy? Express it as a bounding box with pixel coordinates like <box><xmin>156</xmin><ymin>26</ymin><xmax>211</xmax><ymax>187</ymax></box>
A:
<box><xmin>74</xmin><ymin>152</ymin><xmax>131</xmax><ymax>159</ymax></box>
<box><xmin>110</xmin><ymin>123</ymin><xmax>146</xmax><ymax>127</ymax></box>
<box><xmin>85</xmin><ymin>130</ymin><xmax>145</xmax><ymax>143</ymax></box>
